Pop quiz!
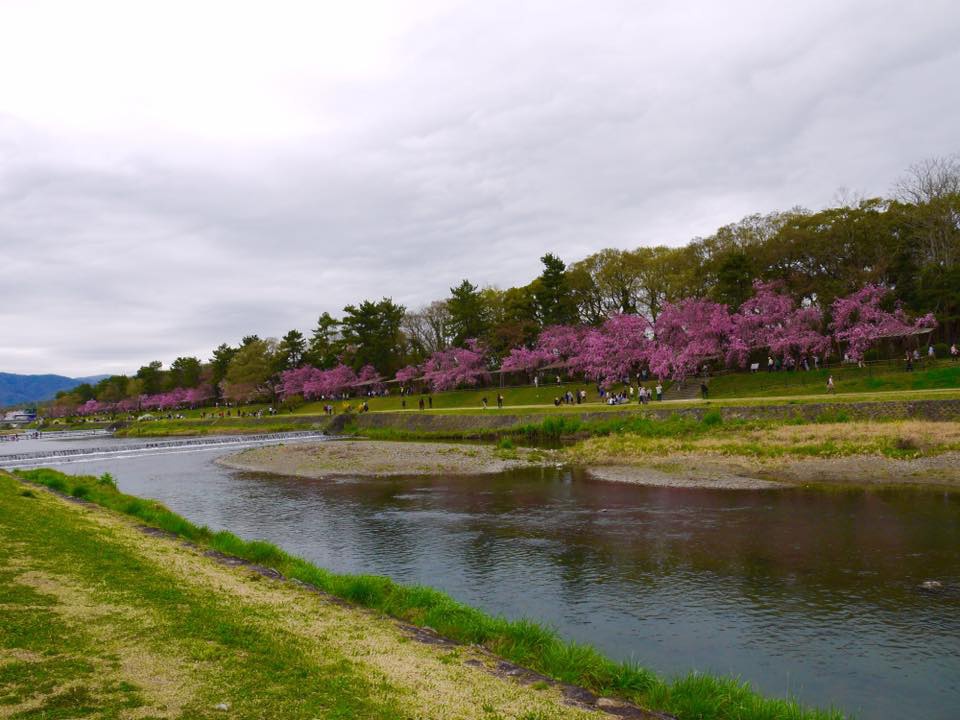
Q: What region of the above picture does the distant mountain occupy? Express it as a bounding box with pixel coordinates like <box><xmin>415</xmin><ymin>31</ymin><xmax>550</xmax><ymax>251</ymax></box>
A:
<box><xmin>0</xmin><ymin>373</ymin><xmax>110</xmax><ymax>408</ymax></box>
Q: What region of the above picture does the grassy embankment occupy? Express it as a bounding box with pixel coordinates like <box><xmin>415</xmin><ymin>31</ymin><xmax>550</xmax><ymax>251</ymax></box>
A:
<box><xmin>562</xmin><ymin>416</ymin><xmax>960</xmax><ymax>463</ymax></box>
<box><xmin>3</xmin><ymin>468</ymin><xmax>843</xmax><ymax>720</ymax></box>
<box><xmin>58</xmin><ymin>363</ymin><xmax>960</xmax><ymax>438</ymax></box>
<box><xmin>350</xmin><ymin>408</ymin><xmax>960</xmax><ymax>465</ymax></box>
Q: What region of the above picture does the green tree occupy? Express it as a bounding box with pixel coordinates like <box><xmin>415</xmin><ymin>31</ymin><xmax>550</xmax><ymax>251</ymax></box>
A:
<box><xmin>340</xmin><ymin>299</ymin><xmax>406</xmax><ymax>374</ymax></box>
<box><xmin>481</xmin><ymin>286</ymin><xmax>538</xmax><ymax>357</ymax></box>
<box><xmin>168</xmin><ymin>356</ymin><xmax>203</xmax><ymax>389</ymax></box>
<box><xmin>94</xmin><ymin>375</ymin><xmax>128</xmax><ymax>403</ymax></box>
<box><xmin>222</xmin><ymin>339</ymin><xmax>275</xmax><ymax>403</ymax></box>
<box><xmin>277</xmin><ymin>329</ymin><xmax>307</xmax><ymax>370</ymax></box>
<box><xmin>210</xmin><ymin>344</ymin><xmax>238</xmax><ymax>389</ymax></box>
<box><xmin>135</xmin><ymin>361</ymin><xmax>164</xmax><ymax>395</ymax></box>
<box><xmin>447</xmin><ymin>280</ymin><xmax>489</xmax><ymax>345</ymax></box>
<box><xmin>533</xmin><ymin>253</ymin><xmax>576</xmax><ymax>326</ymax></box>
<box><xmin>711</xmin><ymin>250</ymin><xmax>756</xmax><ymax>308</ymax></box>
<box><xmin>305</xmin><ymin>312</ymin><xmax>343</xmax><ymax>368</ymax></box>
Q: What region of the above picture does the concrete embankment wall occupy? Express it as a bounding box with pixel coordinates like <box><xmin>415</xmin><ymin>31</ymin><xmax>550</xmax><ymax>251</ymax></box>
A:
<box><xmin>350</xmin><ymin>399</ymin><xmax>960</xmax><ymax>434</ymax></box>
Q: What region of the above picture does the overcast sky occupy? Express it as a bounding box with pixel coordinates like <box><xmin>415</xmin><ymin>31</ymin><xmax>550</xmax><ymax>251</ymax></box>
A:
<box><xmin>1</xmin><ymin>0</ymin><xmax>958</xmax><ymax>376</ymax></box>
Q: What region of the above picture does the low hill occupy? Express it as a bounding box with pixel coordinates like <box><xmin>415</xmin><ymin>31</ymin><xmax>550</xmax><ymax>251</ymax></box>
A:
<box><xmin>0</xmin><ymin>372</ymin><xmax>108</xmax><ymax>408</ymax></box>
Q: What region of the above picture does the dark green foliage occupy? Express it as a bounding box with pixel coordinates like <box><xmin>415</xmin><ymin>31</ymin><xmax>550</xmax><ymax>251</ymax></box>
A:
<box><xmin>135</xmin><ymin>360</ymin><xmax>164</xmax><ymax>395</ymax></box>
<box><xmin>701</xmin><ymin>410</ymin><xmax>723</xmax><ymax>427</ymax></box>
<box><xmin>340</xmin><ymin>298</ymin><xmax>406</xmax><ymax>374</ymax></box>
<box><xmin>168</xmin><ymin>356</ymin><xmax>203</xmax><ymax>389</ymax></box>
<box><xmin>533</xmin><ymin>253</ymin><xmax>577</xmax><ymax>326</ymax></box>
<box><xmin>447</xmin><ymin>280</ymin><xmax>489</xmax><ymax>345</ymax></box>
<box><xmin>276</xmin><ymin>329</ymin><xmax>307</xmax><ymax>370</ymax></box>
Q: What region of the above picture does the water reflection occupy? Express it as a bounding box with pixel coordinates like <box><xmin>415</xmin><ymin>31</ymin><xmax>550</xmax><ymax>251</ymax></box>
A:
<box><xmin>32</xmin><ymin>447</ymin><xmax>960</xmax><ymax>719</ymax></box>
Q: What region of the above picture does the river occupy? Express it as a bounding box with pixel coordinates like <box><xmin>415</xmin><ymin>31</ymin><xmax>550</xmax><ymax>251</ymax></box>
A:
<box><xmin>3</xmin><ymin>432</ymin><xmax>958</xmax><ymax>719</ymax></box>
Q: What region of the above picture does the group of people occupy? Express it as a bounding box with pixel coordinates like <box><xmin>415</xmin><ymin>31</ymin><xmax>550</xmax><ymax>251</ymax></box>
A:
<box><xmin>480</xmin><ymin>394</ymin><xmax>505</xmax><ymax>409</ymax></box>
<box><xmin>768</xmin><ymin>355</ymin><xmax>822</xmax><ymax>372</ymax></box>
<box><xmin>0</xmin><ymin>431</ymin><xmax>41</xmax><ymax>441</ymax></box>
<box><xmin>554</xmin><ymin>389</ymin><xmax>585</xmax><ymax>406</ymax></box>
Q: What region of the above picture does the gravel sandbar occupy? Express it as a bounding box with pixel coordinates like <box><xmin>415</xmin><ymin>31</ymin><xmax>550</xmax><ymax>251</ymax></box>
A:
<box><xmin>217</xmin><ymin>440</ymin><xmax>546</xmax><ymax>477</ymax></box>
<box><xmin>586</xmin><ymin>463</ymin><xmax>787</xmax><ymax>490</ymax></box>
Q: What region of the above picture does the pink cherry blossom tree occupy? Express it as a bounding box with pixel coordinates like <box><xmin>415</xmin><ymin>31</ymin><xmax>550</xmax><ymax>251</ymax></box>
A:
<box><xmin>649</xmin><ymin>299</ymin><xmax>736</xmax><ymax>381</ymax></box>
<box><xmin>354</xmin><ymin>364</ymin><xmax>385</xmax><ymax>392</ymax></box>
<box><xmin>830</xmin><ymin>285</ymin><xmax>937</xmax><ymax>360</ymax></box>
<box><xmin>734</xmin><ymin>281</ymin><xmax>830</xmax><ymax>365</ymax></box>
<box><xmin>537</xmin><ymin>325</ymin><xmax>587</xmax><ymax>364</ymax></box>
<box><xmin>279</xmin><ymin>366</ymin><xmax>322</xmax><ymax>399</ymax></box>
<box><xmin>421</xmin><ymin>339</ymin><xmax>490</xmax><ymax>392</ymax></box>
<box><xmin>500</xmin><ymin>346</ymin><xmax>552</xmax><ymax>374</ymax></box>
<box><xmin>395</xmin><ymin>364</ymin><xmax>421</xmax><ymax>384</ymax></box>
<box><xmin>303</xmin><ymin>363</ymin><xmax>357</xmax><ymax>398</ymax></box>
<box><xmin>570</xmin><ymin>313</ymin><xmax>651</xmax><ymax>387</ymax></box>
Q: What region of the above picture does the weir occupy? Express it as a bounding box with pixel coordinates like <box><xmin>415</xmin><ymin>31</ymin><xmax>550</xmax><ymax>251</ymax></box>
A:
<box><xmin>0</xmin><ymin>430</ymin><xmax>329</xmax><ymax>467</ymax></box>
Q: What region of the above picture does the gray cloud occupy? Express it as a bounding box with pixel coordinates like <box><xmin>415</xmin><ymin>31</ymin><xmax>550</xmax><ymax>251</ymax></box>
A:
<box><xmin>1</xmin><ymin>0</ymin><xmax>958</xmax><ymax>375</ymax></box>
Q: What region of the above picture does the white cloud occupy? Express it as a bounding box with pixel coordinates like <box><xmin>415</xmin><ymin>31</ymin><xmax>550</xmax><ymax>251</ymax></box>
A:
<box><xmin>1</xmin><ymin>0</ymin><xmax>958</xmax><ymax>374</ymax></box>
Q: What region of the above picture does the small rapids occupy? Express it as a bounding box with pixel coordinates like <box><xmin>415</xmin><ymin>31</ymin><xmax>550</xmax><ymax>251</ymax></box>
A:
<box><xmin>0</xmin><ymin>430</ymin><xmax>329</xmax><ymax>468</ymax></box>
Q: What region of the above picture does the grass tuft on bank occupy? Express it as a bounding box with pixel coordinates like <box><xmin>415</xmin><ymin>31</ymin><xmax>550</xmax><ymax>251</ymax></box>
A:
<box><xmin>13</xmin><ymin>467</ymin><xmax>844</xmax><ymax>720</ymax></box>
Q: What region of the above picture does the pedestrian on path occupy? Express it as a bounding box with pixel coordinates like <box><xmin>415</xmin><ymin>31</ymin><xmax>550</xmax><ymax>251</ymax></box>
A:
<box><xmin>826</xmin><ymin>375</ymin><xmax>835</xmax><ymax>393</ymax></box>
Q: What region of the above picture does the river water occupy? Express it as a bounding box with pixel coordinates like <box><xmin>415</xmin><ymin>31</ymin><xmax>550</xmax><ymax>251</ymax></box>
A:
<box><xmin>3</xmin><ymin>433</ymin><xmax>958</xmax><ymax>719</ymax></box>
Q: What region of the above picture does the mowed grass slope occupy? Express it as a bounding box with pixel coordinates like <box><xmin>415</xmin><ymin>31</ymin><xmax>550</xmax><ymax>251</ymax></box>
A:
<box><xmin>3</xmin><ymin>469</ymin><xmax>845</xmax><ymax>720</ymax></box>
<box><xmin>0</xmin><ymin>471</ymin><xmax>600</xmax><ymax>720</ymax></box>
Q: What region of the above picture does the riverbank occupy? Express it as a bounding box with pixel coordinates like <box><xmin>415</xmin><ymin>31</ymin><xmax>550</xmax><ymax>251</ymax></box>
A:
<box><xmin>3</xmin><ymin>468</ymin><xmax>843</xmax><ymax>720</ymax></box>
<box><xmin>218</xmin><ymin>439</ymin><xmax>551</xmax><ymax>478</ymax></box>
<box><xmin>565</xmin><ymin>420</ymin><xmax>960</xmax><ymax>488</ymax></box>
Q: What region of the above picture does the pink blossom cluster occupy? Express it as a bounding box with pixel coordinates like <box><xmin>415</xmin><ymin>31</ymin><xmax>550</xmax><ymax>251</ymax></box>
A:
<box><xmin>278</xmin><ymin>363</ymin><xmax>359</xmax><ymax>399</ymax></box>
<box><xmin>730</xmin><ymin>281</ymin><xmax>831</xmax><ymax>365</ymax></box>
<box><xmin>139</xmin><ymin>385</ymin><xmax>215</xmax><ymax>411</ymax></box>
<box><xmin>406</xmin><ymin>339</ymin><xmax>491</xmax><ymax>392</ymax></box>
<box><xmin>830</xmin><ymin>285</ymin><xmax>937</xmax><ymax>360</ymax></box>
<box><xmin>63</xmin><ymin>385</ymin><xmax>216</xmax><ymax>417</ymax></box>
<box><xmin>493</xmin><ymin>283</ymin><xmax>936</xmax><ymax>384</ymax></box>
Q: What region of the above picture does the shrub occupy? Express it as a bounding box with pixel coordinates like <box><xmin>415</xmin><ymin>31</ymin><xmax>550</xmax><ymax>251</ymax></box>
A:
<box><xmin>701</xmin><ymin>410</ymin><xmax>723</xmax><ymax>427</ymax></box>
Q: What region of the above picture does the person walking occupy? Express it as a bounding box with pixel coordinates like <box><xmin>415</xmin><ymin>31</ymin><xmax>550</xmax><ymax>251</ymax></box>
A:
<box><xmin>418</xmin><ymin>397</ymin><xmax>425</xmax><ymax>411</ymax></box>
<box><xmin>700</xmin><ymin>382</ymin><xmax>709</xmax><ymax>400</ymax></box>
<box><xmin>928</xmin><ymin>344</ymin><xmax>936</xmax><ymax>360</ymax></box>
<box><xmin>428</xmin><ymin>396</ymin><xmax>433</xmax><ymax>409</ymax></box>
<box><xmin>481</xmin><ymin>397</ymin><xmax>488</xmax><ymax>410</ymax></box>
<box><xmin>497</xmin><ymin>393</ymin><xmax>503</xmax><ymax>409</ymax></box>
<box><xmin>656</xmin><ymin>383</ymin><xmax>663</xmax><ymax>401</ymax></box>
<box><xmin>952</xmin><ymin>343</ymin><xmax>959</xmax><ymax>361</ymax></box>
<box><xmin>826</xmin><ymin>375</ymin><xmax>835</xmax><ymax>393</ymax></box>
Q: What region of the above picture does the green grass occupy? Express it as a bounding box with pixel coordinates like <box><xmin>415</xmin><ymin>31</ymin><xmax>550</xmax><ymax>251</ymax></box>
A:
<box><xmin>707</xmin><ymin>361</ymin><xmax>960</xmax><ymax>398</ymax></box>
<box><xmin>0</xmin><ymin>471</ymin><xmax>404</xmax><ymax>719</ymax></box>
<box><xmin>10</xmin><ymin>468</ymin><xmax>845</xmax><ymax>720</ymax></box>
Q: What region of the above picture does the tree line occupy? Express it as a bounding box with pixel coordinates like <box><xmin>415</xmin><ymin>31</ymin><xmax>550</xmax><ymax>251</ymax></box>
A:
<box><xmin>52</xmin><ymin>155</ymin><xmax>959</xmax><ymax>413</ymax></box>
